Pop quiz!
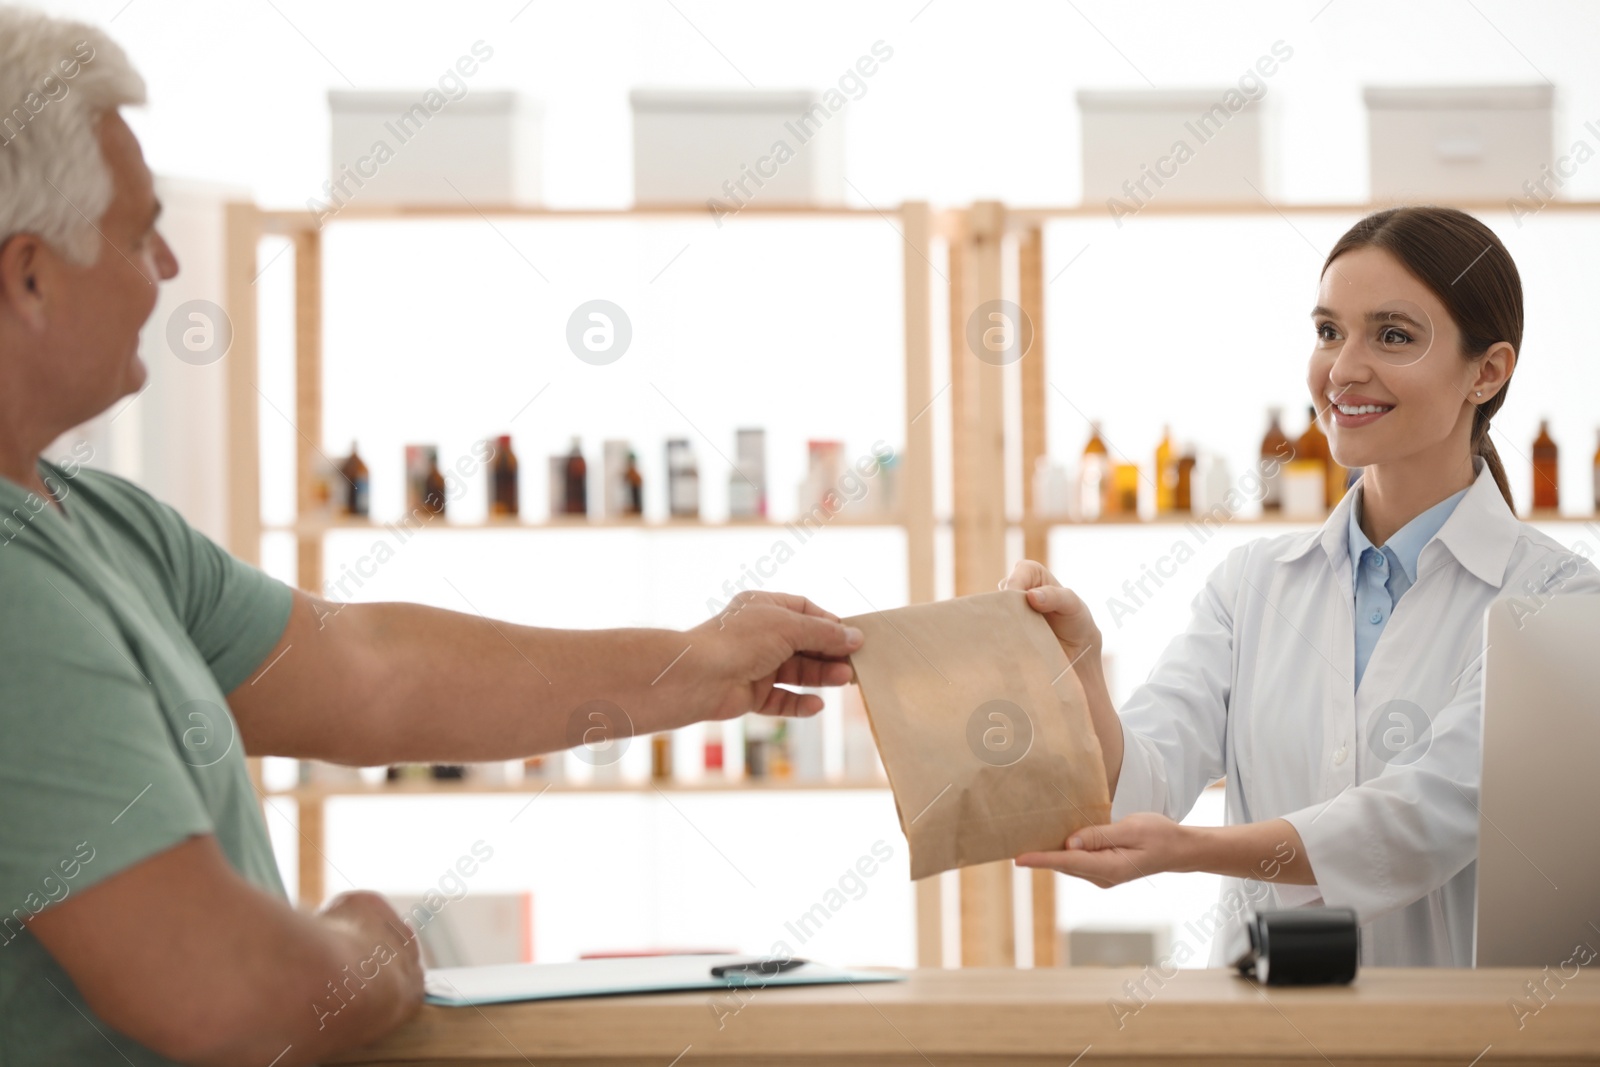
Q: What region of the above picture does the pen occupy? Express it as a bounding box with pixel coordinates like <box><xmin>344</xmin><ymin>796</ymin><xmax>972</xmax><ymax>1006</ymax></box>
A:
<box><xmin>711</xmin><ymin>957</ymin><xmax>808</xmax><ymax>978</ymax></box>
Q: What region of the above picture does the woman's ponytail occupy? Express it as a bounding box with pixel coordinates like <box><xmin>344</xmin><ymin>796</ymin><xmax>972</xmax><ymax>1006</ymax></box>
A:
<box><xmin>1472</xmin><ymin>402</ymin><xmax>1514</xmax><ymax>511</ymax></box>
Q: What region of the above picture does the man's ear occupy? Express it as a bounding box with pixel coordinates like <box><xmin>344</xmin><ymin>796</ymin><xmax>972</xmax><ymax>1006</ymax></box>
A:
<box><xmin>0</xmin><ymin>234</ymin><xmax>52</xmax><ymax>331</ymax></box>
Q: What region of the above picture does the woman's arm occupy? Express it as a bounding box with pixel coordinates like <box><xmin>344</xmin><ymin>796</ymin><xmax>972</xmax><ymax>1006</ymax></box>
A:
<box><xmin>1001</xmin><ymin>562</ymin><xmax>1123</xmax><ymax>793</ymax></box>
<box><xmin>1003</xmin><ymin>553</ymin><xmax>1240</xmax><ymax>823</ymax></box>
<box><xmin>1017</xmin><ymin>813</ymin><xmax>1316</xmax><ymax>886</ymax></box>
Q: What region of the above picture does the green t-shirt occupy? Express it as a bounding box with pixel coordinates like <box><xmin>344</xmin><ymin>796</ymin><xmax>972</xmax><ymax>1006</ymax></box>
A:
<box><xmin>0</xmin><ymin>458</ymin><xmax>293</xmax><ymax>1064</ymax></box>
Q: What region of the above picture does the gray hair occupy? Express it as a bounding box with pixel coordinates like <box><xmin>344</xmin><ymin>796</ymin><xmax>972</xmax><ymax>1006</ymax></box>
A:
<box><xmin>0</xmin><ymin>6</ymin><xmax>146</xmax><ymax>266</ymax></box>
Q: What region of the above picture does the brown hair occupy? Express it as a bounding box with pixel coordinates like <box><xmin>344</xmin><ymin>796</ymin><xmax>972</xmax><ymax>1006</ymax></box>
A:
<box><xmin>1321</xmin><ymin>206</ymin><xmax>1521</xmax><ymax>509</ymax></box>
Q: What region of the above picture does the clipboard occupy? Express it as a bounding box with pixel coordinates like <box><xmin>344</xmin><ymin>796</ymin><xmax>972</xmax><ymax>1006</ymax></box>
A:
<box><xmin>424</xmin><ymin>954</ymin><xmax>904</xmax><ymax>1007</ymax></box>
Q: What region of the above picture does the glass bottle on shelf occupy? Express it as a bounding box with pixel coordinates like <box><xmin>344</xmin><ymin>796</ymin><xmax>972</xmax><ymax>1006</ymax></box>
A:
<box><xmin>1175</xmin><ymin>443</ymin><xmax>1196</xmax><ymax>513</ymax></box>
<box><xmin>743</xmin><ymin>715</ymin><xmax>769</xmax><ymax>779</ymax></box>
<box><xmin>1154</xmin><ymin>425</ymin><xmax>1176</xmax><ymax>516</ymax></box>
<box><xmin>1260</xmin><ymin>408</ymin><xmax>1290</xmax><ymax>513</ymax></box>
<box><xmin>1110</xmin><ymin>463</ymin><xmax>1139</xmax><ymax>517</ymax></box>
<box><xmin>651</xmin><ymin>733</ymin><xmax>673</xmax><ymax>782</ymax></box>
<box><xmin>767</xmin><ymin>718</ymin><xmax>792</xmax><ymax>779</ymax></box>
<box><xmin>339</xmin><ymin>441</ymin><xmax>369</xmax><ymax>518</ymax></box>
<box><xmin>1592</xmin><ymin>430</ymin><xmax>1600</xmax><ymax>514</ymax></box>
<box><xmin>490</xmin><ymin>435</ymin><xmax>519</xmax><ymax>518</ymax></box>
<box><xmin>421</xmin><ymin>447</ymin><xmax>447</xmax><ymax>517</ymax></box>
<box><xmin>703</xmin><ymin>721</ymin><xmax>724</xmax><ymax>776</ymax></box>
<box><xmin>624</xmin><ymin>451</ymin><xmax>644</xmax><ymax>516</ymax></box>
<box><xmin>1078</xmin><ymin>422</ymin><xmax>1110</xmax><ymax>521</ymax></box>
<box><xmin>1294</xmin><ymin>406</ymin><xmax>1334</xmax><ymax>507</ymax></box>
<box><xmin>563</xmin><ymin>437</ymin><xmax>588</xmax><ymax>516</ymax></box>
<box><xmin>1532</xmin><ymin>420</ymin><xmax>1559</xmax><ymax>512</ymax></box>
<box><xmin>667</xmin><ymin>439</ymin><xmax>700</xmax><ymax>519</ymax></box>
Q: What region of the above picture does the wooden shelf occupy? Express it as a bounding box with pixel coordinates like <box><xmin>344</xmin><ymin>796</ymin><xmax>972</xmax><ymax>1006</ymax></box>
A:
<box><xmin>1008</xmin><ymin>198</ymin><xmax>1600</xmax><ymax>226</ymax></box>
<box><xmin>266</xmin><ymin>514</ymin><xmax>907</xmax><ymax>536</ymax></box>
<box><xmin>1021</xmin><ymin>512</ymin><xmax>1600</xmax><ymax>529</ymax></box>
<box><xmin>255</xmin><ymin>202</ymin><xmax>966</xmax><ymax>237</ymax></box>
<box><xmin>267</xmin><ymin>777</ymin><xmax>890</xmax><ymax>802</ymax></box>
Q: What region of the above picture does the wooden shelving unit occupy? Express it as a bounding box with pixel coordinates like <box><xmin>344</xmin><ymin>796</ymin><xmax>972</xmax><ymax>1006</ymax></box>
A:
<box><xmin>224</xmin><ymin>194</ymin><xmax>1599</xmax><ymax>974</ymax></box>
<box><xmin>224</xmin><ymin>200</ymin><xmax>951</xmax><ymax>959</ymax></box>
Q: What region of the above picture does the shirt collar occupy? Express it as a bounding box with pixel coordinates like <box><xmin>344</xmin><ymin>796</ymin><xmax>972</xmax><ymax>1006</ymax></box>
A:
<box><xmin>1275</xmin><ymin>457</ymin><xmax>1520</xmax><ymax>587</ymax></box>
<box><xmin>1428</xmin><ymin>457</ymin><xmax>1522</xmax><ymax>586</ymax></box>
<box><xmin>1348</xmin><ymin>483</ymin><xmax>1469</xmax><ymax>585</ymax></box>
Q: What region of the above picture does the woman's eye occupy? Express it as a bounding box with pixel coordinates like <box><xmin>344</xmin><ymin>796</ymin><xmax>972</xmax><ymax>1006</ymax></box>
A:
<box><xmin>1380</xmin><ymin>327</ymin><xmax>1412</xmax><ymax>346</ymax></box>
<box><xmin>1315</xmin><ymin>322</ymin><xmax>1339</xmax><ymax>342</ymax></box>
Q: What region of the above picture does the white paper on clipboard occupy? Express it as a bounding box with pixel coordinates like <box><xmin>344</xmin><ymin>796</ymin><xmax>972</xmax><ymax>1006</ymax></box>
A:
<box><xmin>424</xmin><ymin>954</ymin><xmax>904</xmax><ymax>1007</ymax></box>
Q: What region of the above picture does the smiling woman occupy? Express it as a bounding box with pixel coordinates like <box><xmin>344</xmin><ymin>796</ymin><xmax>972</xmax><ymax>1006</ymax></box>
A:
<box><xmin>1007</xmin><ymin>204</ymin><xmax>1599</xmax><ymax>970</ymax></box>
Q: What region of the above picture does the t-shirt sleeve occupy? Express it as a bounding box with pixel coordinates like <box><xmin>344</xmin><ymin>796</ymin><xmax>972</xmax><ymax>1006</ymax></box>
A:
<box><xmin>0</xmin><ymin>563</ymin><xmax>213</xmax><ymax>915</ymax></box>
<box><xmin>136</xmin><ymin>490</ymin><xmax>295</xmax><ymax>695</ymax></box>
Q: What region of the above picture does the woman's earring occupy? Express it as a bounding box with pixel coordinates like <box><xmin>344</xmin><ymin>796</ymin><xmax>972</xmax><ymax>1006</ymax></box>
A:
<box><xmin>1476</xmin><ymin>391</ymin><xmax>1483</xmax><ymax>397</ymax></box>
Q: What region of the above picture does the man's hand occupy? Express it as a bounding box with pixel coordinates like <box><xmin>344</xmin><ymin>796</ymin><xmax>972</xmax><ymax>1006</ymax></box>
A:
<box><xmin>690</xmin><ymin>590</ymin><xmax>863</xmax><ymax>721</ymax></box>
<box><xmin>26</xmin><ymin>835</ymin><xmax>431</xmax><ymax>1066</ymax></box>
<box><xmin>317</xmin><ymin>891</ymin><xmax>425</xmax><ymax>1034</ymax></box>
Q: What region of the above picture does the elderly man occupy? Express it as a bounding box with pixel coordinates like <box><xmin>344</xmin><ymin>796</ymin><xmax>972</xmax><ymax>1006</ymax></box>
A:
<box><xmin>0</xmin><ymin>8</ymin><xmax>863</xmax><ymax>1064</ymax></box>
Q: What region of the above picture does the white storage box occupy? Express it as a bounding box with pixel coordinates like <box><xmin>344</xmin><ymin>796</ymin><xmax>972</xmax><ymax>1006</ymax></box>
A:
<box><xmin>1064</xmin><ymin>923</ymin><xmax>1173</xmax><ymax>967</ymax></box>
<box><xmin>326</xmin><ymin>90</ymin><xmax>541</xmax><ymax>206</ymax></box>
<box><xmin>1078</xmin><ymin>89</ymin><xmax>1265</xmax><ymax>205</ymax></box>
<box><xmin>630</xmin><ymin>89</ymin><xmax>844</xmax><ymax>207</ymax></box>
<box><xmin>1364</xmin><ymin>85</ymin><xmax>1552</xmax><ymax>202</ymax></box>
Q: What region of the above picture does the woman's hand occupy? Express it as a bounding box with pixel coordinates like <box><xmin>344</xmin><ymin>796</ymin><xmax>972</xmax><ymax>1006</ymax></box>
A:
<box><xmin>1015</xmin><ymin>813</ymin><xmax>1193</xmax><ymax>887</ymax></box>
<box><xmin>1017</xmin><ymin>816</ymin><xmax>1317</xmax><ymax>889</ymax></box>
<box><xmin>1001</xmin><ymin>559</ymin><xmax>1123</xmax><ymax>792</ymax></box>
<box><xmin>999</xmin><ymin>560</ymin><xmax>1102</xmax><ymax>670</ymax></box>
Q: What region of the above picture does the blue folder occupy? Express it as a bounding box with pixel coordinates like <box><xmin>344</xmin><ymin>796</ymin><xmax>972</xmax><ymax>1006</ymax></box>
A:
<box><xmin>424</xmin><ymin>954</ymin><xmax>905</xmax><ymax>1007</ymax></box>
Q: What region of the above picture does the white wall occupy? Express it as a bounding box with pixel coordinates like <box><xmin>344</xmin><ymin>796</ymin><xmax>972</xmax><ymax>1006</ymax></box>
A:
<box><xmin>35</xmin><ymin>0</ymin><xmax>1600</xmax><ymax>210</ymax></box>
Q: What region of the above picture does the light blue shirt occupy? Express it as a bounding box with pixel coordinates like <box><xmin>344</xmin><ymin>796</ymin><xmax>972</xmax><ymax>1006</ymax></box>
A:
<box><xmin>1348</xmin><ymin>485</ymin><xmax>1470</xmax><ymax>688</ymax></box>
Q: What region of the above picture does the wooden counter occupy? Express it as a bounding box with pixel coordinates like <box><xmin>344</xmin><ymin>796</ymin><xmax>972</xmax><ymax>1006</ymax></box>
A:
<box><xmin>328</xmin><ymin>966</ymin><xmax>1600</xmax><ymax>1066</ymax></box>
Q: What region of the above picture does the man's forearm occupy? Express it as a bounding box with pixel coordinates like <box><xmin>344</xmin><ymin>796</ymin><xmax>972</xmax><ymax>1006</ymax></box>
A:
<box><xmin>191</xmin><ymin>909</ymin><xmax>417</xmax><ymax>1067</ymax></box>
<box><xmin>279</xmin><ymin>597</ymin><xmax>723</xmax><ymax>766</ymax></box>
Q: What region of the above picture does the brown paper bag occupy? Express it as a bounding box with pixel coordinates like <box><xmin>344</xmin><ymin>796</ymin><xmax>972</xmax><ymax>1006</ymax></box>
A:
<box><xmin>845</xmin><ymin>589</ymin><xmax>1111</xmax><ymax>880</ymax></box>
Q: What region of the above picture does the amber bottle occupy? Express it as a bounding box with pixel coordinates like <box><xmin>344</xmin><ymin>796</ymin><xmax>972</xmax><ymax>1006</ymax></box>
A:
<box><xmin>563</xmin><ymin>437</ymin><xmax>588</xmax><ymax>516</ymax></box>
<box><xmin>1175</xmin><ymin>445</ymin><xmax>1196</xmax><ymax>512</ymax></box>
<box><xmin>1080</xmin><ymin>422</ymin><xmax>1111</xmax><ymax>519</ymax></box>
<box><xmin>421</xmin><ymin>448</ymin><xmax>447</xmax><ymax>516</ymax></box>
<box><xmin>339</xmin><ymin>442</ymin><xmax>369</xmax><ymax>518</ymax></box>
<box><xmin>1154</xmin><ymin>425</ymin><xmax>1176</xmax><ymax>515</ymax></box>
<box><xmin>624</xmin><ymin>451</ymin><xmax>644</xmax><ymax>516</ymax></box>
<box><xmin>1260</xmin><ymin>408</ymin><xmax>1291</xmax><ymax>513</ymax></box>
<box><xmin>1532</xmin><ymin>420</ymin><xmax>1559</xmax><ymax>512</ymax></box>
<box><xmin>490</xmin><ymin>435</ymin><xmax>519</xmax><ymax>517</ymax></box>
<box><xmin>1295</xmin><ymin>406</ymin><xmax>1341</xmax><ymax>509</ymax></box>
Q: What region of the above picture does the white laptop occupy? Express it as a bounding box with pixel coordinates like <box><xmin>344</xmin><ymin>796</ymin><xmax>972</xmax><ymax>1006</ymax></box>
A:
<box><xmin>1475</xmin><ymin>594</ymin><xmax>1600</xmax><ymax>966</ymax></box>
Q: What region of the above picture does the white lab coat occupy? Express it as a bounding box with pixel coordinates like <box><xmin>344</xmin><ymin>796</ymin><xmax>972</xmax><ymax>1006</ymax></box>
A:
<box><xmin>1110</xmin><ymin>457</ymin><xmax>1600</xmax><ymax>966</ymax></box>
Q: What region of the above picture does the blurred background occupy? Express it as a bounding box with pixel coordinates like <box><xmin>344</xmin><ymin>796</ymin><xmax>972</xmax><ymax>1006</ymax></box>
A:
<box><xmin>35</xmin><ymin>0</ymin><xmax>1600</xmax><ymax>971</ymax></box>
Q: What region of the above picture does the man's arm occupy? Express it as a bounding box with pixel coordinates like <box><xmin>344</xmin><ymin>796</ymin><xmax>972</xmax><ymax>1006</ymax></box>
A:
<box><xmin>27</xmin><ymin>834</ymin><xmax>423</xmax><ymax>1066</ymax></box>
<box><xmin>227</xmin><ymin>589</ymin><xmax>862</xmax><ymax>766</ymax></box>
